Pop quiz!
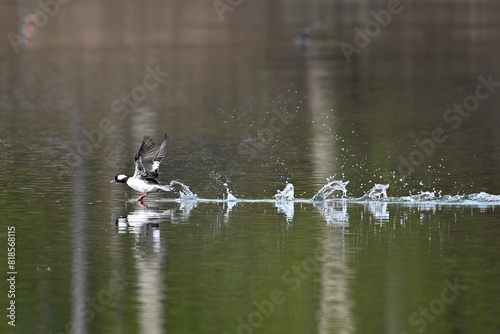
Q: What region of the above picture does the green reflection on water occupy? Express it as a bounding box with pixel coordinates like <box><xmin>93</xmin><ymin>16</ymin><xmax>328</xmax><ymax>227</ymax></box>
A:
<box><xmin>3</xmin><ymin>199</ymin><xmax>500</xmax><ymax>333</ymax></box>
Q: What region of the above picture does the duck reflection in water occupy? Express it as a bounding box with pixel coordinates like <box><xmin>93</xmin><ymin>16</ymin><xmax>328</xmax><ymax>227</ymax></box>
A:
<box><xmin>114</xmin><ymin>209</ymin><xmax>169</xmax><ymax>334</ymax></box>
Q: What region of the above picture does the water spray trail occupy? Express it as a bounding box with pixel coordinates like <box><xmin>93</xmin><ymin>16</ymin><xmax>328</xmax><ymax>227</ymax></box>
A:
<box><xmin>164</xmin><ymin>180</ymin><xmax>500</xmax><ymax>206</ymax></box>
<box><xmin>170</xmin><ymin>180</ymin><xmax>198</xmax><ymax>200</ymax></box>
<box><xmin>224</xmin><ymin>183</ymin><xmax>238</xmax><ymax>201</ymax></box>
<box><xmin>361</xmin><ymin>184</ymin><xmax>389</xmax><ymax>200</ymax></box>
<box><xmin>312</xmin><ymin>178</ymin><xmax>349</xmax><ymax>201</ymax></box>
<box><xmin>274</xmin><ymin>183</ymin><xmax>295</xmax><ymax>201</ymax></box>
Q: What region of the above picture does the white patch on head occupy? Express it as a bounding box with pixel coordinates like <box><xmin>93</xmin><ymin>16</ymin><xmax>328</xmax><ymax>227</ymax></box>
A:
<box><xmin>117</xmin><ymin>174</ymin><xmax>128</xmax><ymax>181</ymax></box>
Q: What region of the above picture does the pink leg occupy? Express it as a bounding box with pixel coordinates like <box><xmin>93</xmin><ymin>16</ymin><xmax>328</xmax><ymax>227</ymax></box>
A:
<box><xmin>136</xmin><ymin>193</ymin><xmax>149</xmax><ymax>209</ymax></box>
<box><xmin>137</xmin><ymin>193</ymin><xmax>148</xmax><ymax>201</ymax></box>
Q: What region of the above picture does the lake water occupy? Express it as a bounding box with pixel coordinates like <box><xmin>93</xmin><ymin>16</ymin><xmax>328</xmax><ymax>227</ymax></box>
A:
<box><xmin>1</xmin><ymin>0</ymin><xmax>500</xmax><ymax>333</ymax></box>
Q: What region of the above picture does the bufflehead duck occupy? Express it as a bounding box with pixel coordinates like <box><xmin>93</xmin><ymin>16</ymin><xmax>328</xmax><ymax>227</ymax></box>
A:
<box><xmin>111</xmin><ymin>134</ymin><xmax>173</xmax><ymax>207</ymax></box>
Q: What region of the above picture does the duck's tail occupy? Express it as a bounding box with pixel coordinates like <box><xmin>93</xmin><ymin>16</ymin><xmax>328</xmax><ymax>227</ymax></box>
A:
<box><xmin>156</xmin><ymin>184</ymin><xmax>174</xmax><ymax>192</ymax></box>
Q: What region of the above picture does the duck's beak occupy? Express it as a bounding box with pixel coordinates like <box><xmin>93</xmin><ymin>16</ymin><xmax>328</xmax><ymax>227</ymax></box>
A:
<box><xmin>110</xmin><ymin>180</ymin><xmax>116</xmax><ymax>183</ymax></box>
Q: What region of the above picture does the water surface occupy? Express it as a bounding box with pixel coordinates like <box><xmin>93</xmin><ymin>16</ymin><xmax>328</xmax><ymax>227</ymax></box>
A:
<box><xmin>1</xmin><ymin>1</ymin><xmax>500</xmax><ymax>333</ymax></box>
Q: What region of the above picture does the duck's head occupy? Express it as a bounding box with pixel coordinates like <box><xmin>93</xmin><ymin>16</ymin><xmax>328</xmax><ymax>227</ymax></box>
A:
<box><xmin>111</xmin><ymin>174</ymin><xmax>129</xmax><ymax>183</ymax></box>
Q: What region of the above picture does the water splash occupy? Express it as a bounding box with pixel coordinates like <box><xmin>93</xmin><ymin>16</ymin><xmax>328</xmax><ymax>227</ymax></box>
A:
<box><xmin>170</xmin><ymin>180</ymin><xmax>198</xmax><ymax>200</ymax></box>
<box><xmin>274</xmin><ymin>183</ymin><xmax>295</xmax><ymax>201</ymax></box>
<box><xmin>396</xmin><ymin>191</ymin><xmax>500</xmax><ymax>204</ymax></box>
<box><xmin>361</xmin><ymin>184</ymin><xmax>389</xmax><ymax>199</ymax></box>
<box><xmin>466</xmin><ymin>192</ymin><xmax>500</xmax><ymax>202</ymax></box>
<box><xmin>160</xmin><ymin>180</ymin><xmax>500</xmax><ymax>206</ymax></box>
<box><xmin>224</xmin><ymin>183</ymin><xmax>238</xmax><ymax>201</ymax></box>
<box><xmin>400</xmin><ymin>191</ymin><xmax>435</xmax><ymax>202</ymax></box>
<box><xmin>312</xmin><ymin>178</ymin><xmax>349</xmax><ymax>201</ymax></box>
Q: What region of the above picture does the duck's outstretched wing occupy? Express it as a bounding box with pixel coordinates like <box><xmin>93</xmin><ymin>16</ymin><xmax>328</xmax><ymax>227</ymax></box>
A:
<box><xmin>133</xmin><ymin>134</ymin><xmax>169</xmax><ymax>179</ymax></box>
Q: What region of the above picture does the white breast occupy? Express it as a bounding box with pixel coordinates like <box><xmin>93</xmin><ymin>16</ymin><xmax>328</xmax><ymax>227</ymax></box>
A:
<box><xmin>126</xmin><ymin>177</ymin><xmax>156</xmax><ymax>193</ymax></box>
